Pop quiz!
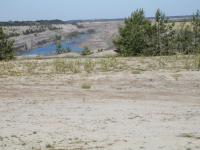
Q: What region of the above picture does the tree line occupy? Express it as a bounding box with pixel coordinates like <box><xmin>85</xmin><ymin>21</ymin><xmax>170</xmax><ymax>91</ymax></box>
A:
<box><xmin>113</xmin><ymin>9</ymin><xmax>200</xmax><ymax>56</ymax></box>
<box><xmin>0</xmin><ymin>19</ymin><xmax>65</xmax><ymax>26</ymax></box>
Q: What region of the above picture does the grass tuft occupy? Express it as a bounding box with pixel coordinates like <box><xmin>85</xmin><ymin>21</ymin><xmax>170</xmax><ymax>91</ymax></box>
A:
<box><xmin>46</xmin><ymin>144</ymin><xmax>54</xmax><ymax>149</ymax></box>
<box><xmin>81</xmin><ymin>83</ymin><xmax>92</xmax><ymax>89</ymax></box>
<box><xmin>83</xmin><ymin>59</ymin><xmax>95</xmax><ymax>73</ymax></box>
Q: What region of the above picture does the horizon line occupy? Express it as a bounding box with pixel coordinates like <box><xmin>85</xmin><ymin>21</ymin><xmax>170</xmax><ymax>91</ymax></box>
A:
<box><xmin>0</xmin><ymin>14</ymin><xmax>194</xmax><ymax>22</ymax></box>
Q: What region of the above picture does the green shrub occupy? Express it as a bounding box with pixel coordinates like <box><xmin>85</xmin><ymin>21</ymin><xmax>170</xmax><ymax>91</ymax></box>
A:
<box><xmin>113</xmin><ymin>9</ymin><xmax>154</xmax><ymax>56</ymax></box>
<box><xmin>81</xmin><ymin>83</ymin><xmax>91</xmax><ymax>89</ymax></box>
<box><xmin>81</xmin><ymin>47</ymin><xmax>93</xmax><ymax>56</ymax></box>
<box><xmin>113</xmin><ymin>9</ymin><xmax>200</xmax><ymax>56</ymax></box>
<box><xmin>55</xmin><ymin>41</ymin><xmax>70</xmax><ymax>55</ymax></box>
<box><xmin>0</xmin><ymin>27</ymin><xmax>15</xmax><ymax>61</ymax></box>
<box><xmin>46</xmin><ymin>144</ymin><xmax>54</xmax><ymax>149</ymax></box>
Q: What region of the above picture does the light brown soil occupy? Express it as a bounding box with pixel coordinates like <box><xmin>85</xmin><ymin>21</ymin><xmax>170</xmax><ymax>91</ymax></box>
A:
<box><xmin>0</xmin><ymin>57</ymin><xmax>200</xmax><ymax>150</ymax></box>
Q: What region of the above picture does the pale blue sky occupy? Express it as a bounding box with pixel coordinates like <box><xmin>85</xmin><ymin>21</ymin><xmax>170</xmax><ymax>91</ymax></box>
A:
<box><xmin>1</xmin><ymin>0</ymin><xmax>200</xmax><ymax>21</ymax></box>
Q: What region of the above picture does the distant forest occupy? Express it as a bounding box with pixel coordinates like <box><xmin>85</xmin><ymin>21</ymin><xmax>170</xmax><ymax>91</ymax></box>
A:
<box><xmin>0</xmin><ymin>15</ymin><xmax>194</xmax><ymax>26</ymax></box>
<box><xmin>0</xmin><ymin>19</ymin><xmax>65</xmax><ymax>26</ymax></box>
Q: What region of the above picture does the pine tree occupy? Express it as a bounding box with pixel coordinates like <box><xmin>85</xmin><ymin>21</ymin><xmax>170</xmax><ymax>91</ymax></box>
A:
<box><xmin>113</xmin><ymin>9</ymin><xmax>153</xmax><ymax>56</ymax></box>
<box><xmin>0</xmin><ymin>27</ymin><xmax>15</xmax><ymax>60</ymax></box>
<box><xmin>56</xmin><ymin>41</ymin><xmax>63</xmax><ymax>54</ymax></box>
<box><xmin>176</xmin><ymin>23</ymin><xmax>193</xmax><ymax>54</ymax></box>
<box><xmin>153</xmin><ymin>9</ymin><xmax>175</xmax><ymax>55</ymax></box>
<box><xmin>192</xmin><ymin>10</ymin><xmax>200</xmax><ymax>53</ymax></box>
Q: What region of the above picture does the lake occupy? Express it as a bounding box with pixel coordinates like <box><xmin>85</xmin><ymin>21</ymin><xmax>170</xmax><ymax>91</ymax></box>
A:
<box><xmin>18</xmin><ymin>33</ymin><xmax>89</xmax><ymax>57</ymax></box>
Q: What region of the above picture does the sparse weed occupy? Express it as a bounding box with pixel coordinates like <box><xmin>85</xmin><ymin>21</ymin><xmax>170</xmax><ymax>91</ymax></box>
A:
<box><xmin>0</xmin><ymin>61</ymin><xmax>20</xmax><ymax>76</ymax></box>
<box><xmin>83</xmin><ymin>59</ymin><xmax>95</xmax><ymax>73</ymax></box>
<box><xmin>68</xmin><ymin>60</ymin><xmax>81</xmax><ymax>73</ymax></box>
<box><xmin>81</xmin><ymin>83</ymin><xmax>91</xmax><ymax>89</ymax></box>
<box><xmin>46</xmin><ymin>144</ymin><xmax>54</xmax><ymax>149</ymax></box>
<box><xmin>100</xmin><ymin>57</ymin><xmax>119</xmax><ymax>71</ymax></box>
<box><xmin>180</xmin><ymin>133</ymin><xmax>199</xmax><ymax>139</ymax></box>
<box><xmin>194</xmin><ymin>55</ymin><xmax>200</xmax><ymax>70</ymax></box>
<box><xmin>131</xmin><ymin>69</ymin><xmax>142</xmax><ymax>74</ymax></box>
<box><xmin>173</xmin><ymin>74</ymin><xmax>182</xmax><ymax>81</ymax></box>
<box><xmin>24</xmin><ymin>61</ymin><xmax>38</xmax><ymax>74</ymax></box>
<box><xmin>53</xmin><ymin>59</ymin><xmax>81</xmax><ymax>74</ymax></box>
<box><xmin>197</xmin><ymin>57</ymin><xmax>200</xmax><ymax>70</ymax></box>
<box><xmin>184</xmin><ymin>56</ymin><xmax>191</xmax><ymax>70</ymax></box>
<box><xmin>157</xmin><ymin>57</ymin><xmax>166</xmax><ymax>69</ymax></box>
<box><xmin>22</xmin><ymin>142</ymin><xmax>26</xmax><ymax>146</ymax></box>
<box><xmin>1</xmin><ymin>54</ymin><xmax>200</xmax><ymax>77</ymax></box>
<box><xmin>53</xmin><ymin>59</ymin><xmax>68</xmax><ymax>73</ymax></box>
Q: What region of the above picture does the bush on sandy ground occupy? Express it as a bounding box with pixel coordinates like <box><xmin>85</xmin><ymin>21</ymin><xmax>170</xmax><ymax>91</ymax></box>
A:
<box><xmin>81</xmin><ymin>83</ymin><xmax>92</xmax><ymax>89</ymax></box>
<box><xmin>81</xmin><ymin>47</ymin><xmax>93</xmax><ymax>56</ymax></box>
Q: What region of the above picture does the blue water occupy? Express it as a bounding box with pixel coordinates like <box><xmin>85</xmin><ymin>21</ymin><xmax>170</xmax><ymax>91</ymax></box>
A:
<box><xmin>18</xmin><ymin>33</ymin><xmax>89</xmax><ymax>57</ymax></box>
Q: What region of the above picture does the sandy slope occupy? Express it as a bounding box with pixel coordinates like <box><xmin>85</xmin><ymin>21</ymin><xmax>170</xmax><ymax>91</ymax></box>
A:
<box><xmin>0</xmin><ymin>57</ymin><xmax>200</xmax><ymax>150</ymax></box>
<box><xmin>4</xmin><ymin>21</ymin><xmax>122</xmax><ymax>52</ymax></box>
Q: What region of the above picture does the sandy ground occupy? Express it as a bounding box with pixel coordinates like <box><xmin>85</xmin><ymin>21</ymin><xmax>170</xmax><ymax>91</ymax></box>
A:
<box><xmin>0</xmin><ymin>57</ymin><xmax>200</xmax><ymax>150</ymax></box>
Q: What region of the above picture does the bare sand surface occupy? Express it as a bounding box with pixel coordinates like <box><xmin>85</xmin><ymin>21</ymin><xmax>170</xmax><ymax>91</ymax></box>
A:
<box><xmin>0</xmin><ymin>57</ymin><xmax>200</xmax><ymax>150</ymax></box>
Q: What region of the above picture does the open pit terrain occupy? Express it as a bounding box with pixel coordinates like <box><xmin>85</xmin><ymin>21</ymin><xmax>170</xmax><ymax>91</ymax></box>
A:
<box><xmin>3</xmin><ymin>21</ymin><xmax>122</xmax><ymax>52</ymax></box>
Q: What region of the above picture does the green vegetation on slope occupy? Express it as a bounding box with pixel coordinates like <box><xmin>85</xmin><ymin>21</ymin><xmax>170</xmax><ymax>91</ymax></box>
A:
<box><xmin>113</xmin><ymin>9</ymin><xmax>200</xmax><ymax>56</ymax></box>
<box><xmin>0</xmin><ymin>27</ymin><xmax>15</xmax><ymax>60</ymax></box>
<box><xmin>0</xmin><ymin>55</ymin><xmax>200</xmax><ymax>77</ymax></box>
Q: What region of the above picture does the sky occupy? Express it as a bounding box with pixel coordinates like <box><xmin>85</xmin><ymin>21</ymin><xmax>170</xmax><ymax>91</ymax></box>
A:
<box><xmin>0</xmin><ymin>0</ymin><xmax>200</xmax><ymax>21</ymax></box>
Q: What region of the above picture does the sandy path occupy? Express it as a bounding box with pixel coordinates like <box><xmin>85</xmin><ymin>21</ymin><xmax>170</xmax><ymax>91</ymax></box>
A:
<box><xmin>0</xmin><ymin>71</ymin><xmax>200</xmax><ymax>150</ymax></box>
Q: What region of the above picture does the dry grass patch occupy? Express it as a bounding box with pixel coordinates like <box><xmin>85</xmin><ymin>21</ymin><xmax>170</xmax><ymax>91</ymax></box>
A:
<box><xmin>83</xmin><ymin>59</ymin><xmax>96</xmax><ymax>73</ymax></box>
<box><xmin>98</xmin><ymin>57</ymin><xmax>127</xmax><ymax>72</ymax></box>
<box><xmin>24</xmin><ymin>61</ymin><xmax>39</xmax><ymax>75</ymax></box>
<box><xmin>53</xmin><ymin>59</ymin><xmax>81</xmax><ymax>74</ymax></box>
<box><xmin>0</xmin><ymin>55</ymin><xmax>200</xmax><ymax>77</ymax></box>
